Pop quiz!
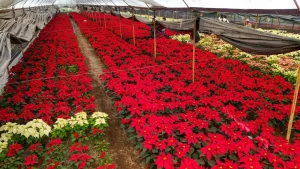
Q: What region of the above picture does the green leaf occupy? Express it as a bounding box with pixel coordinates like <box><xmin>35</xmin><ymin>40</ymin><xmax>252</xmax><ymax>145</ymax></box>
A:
<box><xmin>209</xmin><ymin>127</ymin><xmax>218</xmax><ymax>133</ymax></box>
<box><xmin>145</xmin><ymin>156</ymin><xmax>152</xmax><ymax>164</ymax></box>
<box><xmin>152</xmin><ymin>149</ymin><xmax>159</xmax><ymax>154</ymax></box>
<box><xmin>197</xmin><ymin>158</ymin><xmax>205</xmax><ymax>165</ymax></box>
<box><xmin>229</xmin><ymin>154</ymin><xmax>238</xmax><ymax>162</ymax></box>
<box><xmin>190</xmin><ymin>147</ymin><xmax>195</xmax><ymax>154</ymax></box>
<box><xmin>208</xmin><ymin>159</ymin><xmax>216</xmax><ymax>166</ymax></box>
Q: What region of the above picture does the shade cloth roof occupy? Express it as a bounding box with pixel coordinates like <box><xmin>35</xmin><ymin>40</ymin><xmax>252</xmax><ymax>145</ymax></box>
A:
<box><xmin>2</xmin><ymin>0</ymin><xmax>300</xmax><ymax>15</ymax></box>
<box><xmin>108</xmin><ymin>10</ymin><xmax>300</xmax><ymax>55</ymax></box>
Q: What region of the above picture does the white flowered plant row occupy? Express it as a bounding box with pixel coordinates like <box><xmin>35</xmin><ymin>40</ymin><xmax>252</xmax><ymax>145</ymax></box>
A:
<box><xmin>0</xmin><ymin>112</ymin><xmax>109</xmax><ymax>153</ymax></box>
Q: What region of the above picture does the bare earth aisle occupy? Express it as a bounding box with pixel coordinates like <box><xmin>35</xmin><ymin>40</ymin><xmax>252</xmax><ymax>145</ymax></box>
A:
<box><xmin>70</xmin><ymin>18</ymin><xmax>143</xmax><ymax>169</ymax></box>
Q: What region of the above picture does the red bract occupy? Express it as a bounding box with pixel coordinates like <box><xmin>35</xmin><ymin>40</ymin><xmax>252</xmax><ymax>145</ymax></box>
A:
<box><xmin>47</xmin><ymin>138</ymin><xmax>62</xmax><ymax>147</ymax></box>
<box><xmin>24</xmin><ymin>154</ymin><xmax>39</xmax><ymax>166</ymax></box>
<box><xmin>28</xmin><ymin>143</ymin><xmax>41</xmax><ymax>152</ymax></box>
<box><xmin>7</xmin><ymin>143</ymin><xmax>23</xmax><ymax>157</ymax></box>
<box><xmin>155</xmin><ymin>153</ymin><xmax>174</xmax><ymax>169</ymax></box>
<box><xmin>178</xmin><ymin>158</ymin><xmax>202</xmax><ymax>169</ymax></box>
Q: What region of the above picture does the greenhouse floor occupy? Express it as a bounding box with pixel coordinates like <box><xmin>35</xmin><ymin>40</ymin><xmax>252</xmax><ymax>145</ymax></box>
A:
<box><xmin>70</xmin><ymin>18</ymin><xmax>143</xmax><ymax>169</ymax></box>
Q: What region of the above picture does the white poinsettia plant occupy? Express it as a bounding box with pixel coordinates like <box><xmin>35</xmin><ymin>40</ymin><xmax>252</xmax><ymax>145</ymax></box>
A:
<box><xmin>90</xmin><ymin>111</ymin><xmax>109</xmax><ymax>128</ymax></box>
<box><xmin>51</xmin><ymin>111</ymin><xmax>109</xmax><ymax>139</ymax></box>
<box><xmin>0</xmin><ymin>133</ymin><xmax>12</xmax><ymax>153</ymax></box>
<box><xmin>0</xmin><ymin>119</ymin><xmax>51</xmax><ymax>143</ymax></box>
<box><xmin>0</xmin><ymin>111</ymin><xmax>110</xmax><ymax>153</ymax></box>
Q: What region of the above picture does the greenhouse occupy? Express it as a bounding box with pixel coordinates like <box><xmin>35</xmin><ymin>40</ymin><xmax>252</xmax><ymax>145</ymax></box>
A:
<box><xmin>1</xmin><ymin>0</ymin><xmax>300</xmax><ymax>168</ymax></box>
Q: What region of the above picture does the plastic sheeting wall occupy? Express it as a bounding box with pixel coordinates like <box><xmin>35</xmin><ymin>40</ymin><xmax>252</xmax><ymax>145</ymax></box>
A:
<box><xmin>0</xmin><ymin>7</ymin><xmax>57</xmax><ymax>92</ymax></box>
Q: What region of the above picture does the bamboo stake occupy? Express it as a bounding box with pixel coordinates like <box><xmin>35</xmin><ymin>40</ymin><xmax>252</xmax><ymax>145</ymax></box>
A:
<box><xmin>98</xmin><ymin>12</ymin><xmax>101</xmax><ymax>25</ymax></box>
<box><xmin>192</xmin><ymin>13</ymin><xmax>196</xmax><ymax>83</ymax></box>
<box><xmin>104</xmin><ymin>14</ymin><xmax>107</xmax><ymax>28</ymax></box>
<box><xmin>94</xmin><ymin>12</ymin><xmax>97</xmax><ymax>23</ymax></box>
<box><xmin>153</xmin><ymin>16</ymin><xmax>156</xmax><ymax>58</ymax></box>
<box><xmin>286</xmin><ymin>68</ymin><xmax>300</xmax><ymax>142</ymax></box>
<box><xmin>271</xmin><ymin>18</ymin><xmax>274</xmax><ymax>28</ymax></box>
<box><xmin>158</xmin><ymin>10</ymin><xmax>160</xmax><ymax>20</ymax></box>
<box><xmin>255</xmin><ymin>14</ymin><xmax>259</xmax><ymax>29</ymax></box>
<box><xmin>292</xmin><ymin>22</ymin><xmax>295</xmax><ymax>32</ymax></box>
<box><xmin>110</xmin><ymin>12</ymin><xmax>112</xmax><ymax>32</ymax></box>
<box><xmin>173</xmin><ymin>11</ymin><xmax>175</xmax><ymax>21</ymax></box>
<box><xmin>100</xmin><ymin>12</ymin><xmax>102</xmax><ymax>25</ymax></box>
<box><xmin>119</xmin><ymin>8</ymin><xmax>122</xmax><ymax>38</ymax></box>
<box><xmin>132</xmin><ymin>8</ymin><xmax>136</xmax><ymax>46</ymax></box>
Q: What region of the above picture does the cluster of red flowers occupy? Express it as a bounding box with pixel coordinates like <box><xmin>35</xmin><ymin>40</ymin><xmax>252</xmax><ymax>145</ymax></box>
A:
<box><xmin>0</xmin><ymin>14</ymin><xmax>116</xmax><ymax>169</ymax></box>
<box><xmin>72</xmin><ymin>12</ymin><xmax>300</xmax><ymax>168</ymax></box>
<box><xmin>0</xmin><ymin>14</ymin><xmax>96</xmax><ymax>124</ymax></box>
<box><xmin>85</xmin><ymin>12</ymin><xmax>177</xmax><ymax>40</ymax></box>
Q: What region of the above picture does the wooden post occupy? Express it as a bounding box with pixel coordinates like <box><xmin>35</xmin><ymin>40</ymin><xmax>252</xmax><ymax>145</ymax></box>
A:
<box><xmin>104</xmin><ymin>14</ymin><xmax>107</xmax><ymax>28</ymax></box>
<box><xmin>292</xmin><ymin>22</ymin><xmax>295</xmax><ymax>32</ymax></box>
<box><xmin>278</xmin><ymin>18</ymin><xmax>281</xmax><ymax>26</ymax></box>
<box><xmin>132</xmin><ymin>8</ymin><xmax>136</xmax><ymax>46</ymax></box>
<box><xmin>255</xmin><ymin>14</ymin><xmax>259</xmax><ymax>29</ymax></box>
<box><xmin>192</xmin><ymin>13</ymin><xmax>196</xmax><ymax>83</ymax></box>
<box><xmin>119</xmin><ymin>7</ymin><xmax>122</xmax><ymax>38</ymax></box>
<box><xmin>95</xmin><ymin>12</ymin><xmax>97</xmax><ymax>23</ymax></box>
<box><xmin>99</xmin><ymin>12</ymin><xmax>102</xmax><ymax>25</ymax></box>
<box><xmin>153</xmin><ymin>11</ymin><xmax>156</xmax><ymax>58</ymax></box>
<box><xmin>158</xmin><ymin>10</ymin><xmax>160</xmax><ymax>20</ymax></box>
<box><xmin>110</xmin><ymin>12</ymin><xmax>112</xmax><ymax>32</ymax></box>
<box><xmin>286</xmin><ymin>68</ymin><xmax>300</xmax><ymax>142</ymax></box>
<box><xmin>173</xmin><ymin>10</ymin><xmax>175</xmax><ymax>20</ymax></box>
<box><xmin>271</xmin><ymin>18</ymin><xmax>274</xmax><ymax>28</ymax></box>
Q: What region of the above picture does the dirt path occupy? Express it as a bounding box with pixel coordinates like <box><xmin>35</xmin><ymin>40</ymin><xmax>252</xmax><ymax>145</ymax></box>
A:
<box><xmin>70</xmin><ymin>18</ymin><xmax>143</xmax><ymax>169</ymax></box>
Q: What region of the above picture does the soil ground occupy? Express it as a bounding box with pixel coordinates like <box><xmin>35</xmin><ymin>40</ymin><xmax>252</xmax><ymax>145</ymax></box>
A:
<box><xmin>70</xmin><ymin>18</ymin><xmax>143</xmax><ymax>169</ymax></box>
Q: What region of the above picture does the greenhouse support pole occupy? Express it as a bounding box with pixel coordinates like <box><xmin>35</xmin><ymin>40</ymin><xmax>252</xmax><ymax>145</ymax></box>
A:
<box><xmin>271</xmin><ymin>18</ymin><xmax>274</xmax><ymax>28</ymax></box>
<box><xmin>95</xmin><ymin>11</ymin><xmax>98</xmax><ymax>23</ymax></box>
<box><xmin>255</xmin><ymin>14</ymin><xmax>259</xmax><ymax>29</ymax></box>
<box><xmin>292</xmin><ymin>22</ymin><xmax>295</xmax><ymax>32</ymax></box>
<box><xmin>119</xmin><ymin>7</ymin><xmax>122</xmax><ymax>38</ymax></box>
<box><xmin>278</xmin><ymin>18</ymin><xmax>281</xmax><ymax>26</ymax></box>
<box><xmin>104</xmin><ymin>13</ymin><xmax>107</xmax><ymax>28</ymax></box>
<box><xmin>110</xmin><ymin>11</ymin><xmax>112</xmax><ymax>32</ymax></box>
<box><xmin>132</xmin><ymin>8</ymin><xmax>136</xmax><ymax>46</ymax></box>
<box><xmin>192</xmin><ymin>13</ymin><xmax>196</xmax><ymax>83</ymax></box>
<box><xmin>286</xmin><ymin>68</ymin><xmax>300</xmax><ymax>142</ymax></box>
<box><xmin>153</xmin><ymin>11</ymin><xmax>157</xmax><ymax>58</ymax></box>
<box><xmin>173</xmin><ymin>10</ymin><xmax>175</xmax><ymax>20</ymax></box>
<box><xmin>99</xmin><ymin>8</ymin><xmax>102</xmax><ymax>25</ymax></box>
<box><xmin>158</xmin><ymin>10</ymin><xmax>160</xmax><ymax>20</ymax></box>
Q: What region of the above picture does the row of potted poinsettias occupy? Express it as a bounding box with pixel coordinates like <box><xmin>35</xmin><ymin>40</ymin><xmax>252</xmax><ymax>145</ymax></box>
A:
<box><xmin>0</xmin><ymin>14</ymin><xmax>115</xmax><ymax>169</ymax></box>
<box><xmin>73</xmin><ymin>12</ymin><xmax>300</xmax><ymax>169</ymax></box>
<box><xmin>0</xmin><ymin>14</ymin><xmax>95</xmax><ymax>125</ymax></box>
